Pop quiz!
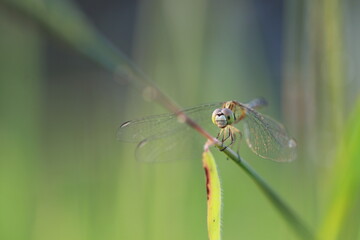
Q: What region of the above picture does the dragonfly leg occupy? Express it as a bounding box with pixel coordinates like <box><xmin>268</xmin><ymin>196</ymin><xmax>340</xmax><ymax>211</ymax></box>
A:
<box><xmin>216</xmin><ymin>131</ymin><xmax>220</xmax><ymax>139</ymax></box>
<box><xmin>223</xmin><ymin>130</ymin><xmax>235</xmax><ymax>149</ymax></box>
<box><xmin>219</xmin><ymin>129</ymin><xmax>227</xmax><ymax>151</ymax></box>
<box><xmin>219</xmin><ymin>128</ymin><xmax>234</xmax><ymax>151</ymax></box>
<box><xmin>222</xmin><ymin>129</ymin><xmax>231</xmax><ymax>142</ymax></box>
<box><xmin>224</xmin><ymin>126</ymin><xmax>242</xmax><ymax>153</ymax></box>
<box><xmin>229</xmin><ymin>131</ymin><xmax>236</xmax><ymax>147</ymax></box>
<box><xmin>219</xmin><ymin>144</ymin><xmax>227</xmax><ymax>151</ymax></box>
<box><xmin>233</xmin><ymin>128</ymin><xmax>242</xmax><ymax>156</ymax></box>
<box><xmin>216</xmin><ymin>129</ymin><xmax>227</xmax><ymax>151</ymax></box>
<box><xmin>236</xmin><ymin>134</ymin><xmax>241</xmax><ymax>156</ymax></box>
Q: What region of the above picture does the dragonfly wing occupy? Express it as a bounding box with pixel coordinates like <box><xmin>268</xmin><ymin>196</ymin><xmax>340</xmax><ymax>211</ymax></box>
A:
<box><xmin>117</xmin><ymin>102</ymin><xmax>222</xmax><ymax>142</ymax></box>
<box><xmin>238</xmin><ymin>103</ymin><xmax>297</xmax><ymax>162</ymax></box>
<box><xmin>117</xmin><ymin>112</ymin><xmax>178</xmax><ymax>142</ymax></box>
<box><xmin>117</xmin><ymin>102</ymin><xmax>223</xmax><ymax>162</ymax></box>
<box><xmin>133</xmin><ymin>127</ymin><xmax>204</xmax><ymax>162</ymax></box>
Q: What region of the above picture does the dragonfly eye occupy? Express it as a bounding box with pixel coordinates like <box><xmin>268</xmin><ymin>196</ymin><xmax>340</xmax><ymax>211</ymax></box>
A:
<box><xmin>211</xmin><ymin>108</ymin><xmax>234</xmax><ymax>128</ymax></box>
<box><xmin>212</xmin><ymin>108</ymin><xmax>222</xmax><ymax>125</ymax></box>
<box><xmin>221</xmin><ymin>108</ymin><xmax>235</xmax><ymax>125</ymax></box>
<box><xmin>212</xmin><ymin>108</ymin><xmax>226</xmax><ymax>128</ymax></box>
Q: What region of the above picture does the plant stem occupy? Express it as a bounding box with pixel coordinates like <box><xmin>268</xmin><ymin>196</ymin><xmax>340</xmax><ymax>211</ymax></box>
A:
<box><xmin>220</xmin><ymin>145</ymin><xmax>315</xmax><ymax>240</ymax></box>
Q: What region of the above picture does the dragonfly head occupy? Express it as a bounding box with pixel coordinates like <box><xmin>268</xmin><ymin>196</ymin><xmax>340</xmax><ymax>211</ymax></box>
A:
<box><xmin>212</xmin><ymin>108</ymin><xmax>235</xmax><ymax>128</ymax></box>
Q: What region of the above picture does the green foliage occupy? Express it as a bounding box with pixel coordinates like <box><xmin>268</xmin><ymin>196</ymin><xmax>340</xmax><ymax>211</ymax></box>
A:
<box><xmin>0</xmin><ymin>0</ymin><xmax>359</xmax><ymax>240</ymax></box>
<box><xmin>202</xmin><ymin>149</ymin><xmax>222</xmax><ymax>240</ymax></box>
<box><xmin>319</xmin><ymin>98</ymin><xmax>360</xmax><ymax>240</ymax></box>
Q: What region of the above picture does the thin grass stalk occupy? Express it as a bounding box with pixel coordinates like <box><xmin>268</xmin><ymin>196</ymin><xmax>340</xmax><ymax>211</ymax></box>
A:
<box><xmin>220</xmin><ymin>146</ymin><xmax>315</xmax><ymax>240</ymax></box>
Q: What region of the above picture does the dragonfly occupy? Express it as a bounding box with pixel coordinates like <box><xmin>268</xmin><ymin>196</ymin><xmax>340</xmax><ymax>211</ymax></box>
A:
<box><xmin>117</xmin><ymin>98</ymin><xmax>297</xmax><ymax>162</ymax></box>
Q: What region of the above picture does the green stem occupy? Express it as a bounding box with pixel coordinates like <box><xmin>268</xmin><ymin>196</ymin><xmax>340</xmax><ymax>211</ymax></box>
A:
<box><xmin>219</xmin><ymin>145</ymin><xmax>315</xmax><ymax>240</ymax></box>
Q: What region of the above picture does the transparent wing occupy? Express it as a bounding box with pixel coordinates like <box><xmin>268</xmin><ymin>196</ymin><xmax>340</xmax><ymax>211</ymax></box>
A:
<box><xmin>239</xmin><ymin>103</ymin><xmax>297</xmax><ymax>162</ymax></box>
<box><xmin>133</xmin><ymin>127</ymin><xmax>206</xmax><ymax>163</ymax></box>
<box><xmin>117</xmin><ymin>102</ymin><xmax>223</xmax><ymax>162</ymax></box>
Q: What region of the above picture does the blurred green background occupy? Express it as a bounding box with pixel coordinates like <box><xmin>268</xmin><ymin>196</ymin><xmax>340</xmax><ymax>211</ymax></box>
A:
<box><xmin>1</xmin><ymin>0</ymin><xmax>360</xmax><ymax>239</ymax></box>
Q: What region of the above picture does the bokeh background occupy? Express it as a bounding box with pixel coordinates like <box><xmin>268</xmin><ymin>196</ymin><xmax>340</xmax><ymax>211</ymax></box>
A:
<box><xmin>1</xmin><ymin>0</ymin><xmax>360</xmax><ymax>239</ymax></box>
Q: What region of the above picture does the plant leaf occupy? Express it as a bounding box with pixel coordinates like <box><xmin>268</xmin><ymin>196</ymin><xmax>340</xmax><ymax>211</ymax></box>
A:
<box><xmin>202</xmin><ymin>148</ymin><xmax>222</xmax><ymax>240</ymax></box>
<box><xmin>318</xmin><ymin>98</ymin><xmax>360</xmax><ymax>239</ymax></box>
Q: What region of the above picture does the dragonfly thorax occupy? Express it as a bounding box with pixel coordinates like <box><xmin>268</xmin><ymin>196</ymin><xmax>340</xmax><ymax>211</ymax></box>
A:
<box><xmin>212</xmin><ymin>108</ymin><xmax>235</xmax><ymax>128</ymax></box>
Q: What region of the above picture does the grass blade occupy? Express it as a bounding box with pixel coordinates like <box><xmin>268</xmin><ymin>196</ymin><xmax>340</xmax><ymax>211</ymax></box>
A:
<box><xmin>318</xmin><ymin>98</ymin><xmax>360</xmax><ymax>239</ymax></box>
<box><xmin>202</xmin><ymin>149</ymin><xmax>222</xmax><ymax>240</ymax></box>
<box><xmin>219</xmin><ymin>146</ymin><xmax>315</xmax><ymax>240</ymax></box>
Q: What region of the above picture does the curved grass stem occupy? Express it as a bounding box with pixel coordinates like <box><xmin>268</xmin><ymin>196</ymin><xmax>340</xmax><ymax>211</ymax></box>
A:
<box><xmin>219</xmin><ymin>145</ymin><xmax>315</xmax><ymax>240</ymax></box>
